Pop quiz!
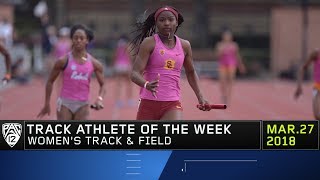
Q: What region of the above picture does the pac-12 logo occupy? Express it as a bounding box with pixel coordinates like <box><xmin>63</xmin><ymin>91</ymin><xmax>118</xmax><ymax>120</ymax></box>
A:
<box><xmin>71</xmin><ymin>64</ymin><xmax>77</xmax><ymax>71</ymax></box>
<box><xmin>2</xmin><ymin>123</ymin><xmax>22</xmax><ymax>148</ymax></box>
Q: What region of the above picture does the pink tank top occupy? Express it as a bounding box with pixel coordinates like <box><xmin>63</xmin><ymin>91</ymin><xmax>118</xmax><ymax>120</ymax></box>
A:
<box><xmin>140</xmin><ymin>34</ymin><xmax>185</xmax><ymax>101</ymax></box>
<box><xmin>114</xmin><ymin>40</ymin><xmax>131</xmax><ymax>67</ymax></box>
<box><xmin>60</xmin><ymin>52</ymin><xmax>94</xmax><ymax>101</ymax></box>
<box><xmin>54</xmin><ymin>40</ymin><xmax>71</xmax><ymax>59</ymax></box>
<box><xmin>219</xmin><ymin>44</ymin><xmax>238</xmax><ymax>67</ymax></box>
<box><xmin>313</xmin><ymin>55</ymin><xmax>320</xmax><ymax>83</ymax></box>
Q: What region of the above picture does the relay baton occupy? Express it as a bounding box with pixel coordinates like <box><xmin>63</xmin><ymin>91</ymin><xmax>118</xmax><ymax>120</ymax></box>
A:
<box><xmin>197</xmin><ymin>104</ymin><xmax>227</xmax><ymax>110</ymax></box>
<box><xmin>90</xmin><ymin>104</ymin><xmax>104</xmax><ymax>109</ymax></box>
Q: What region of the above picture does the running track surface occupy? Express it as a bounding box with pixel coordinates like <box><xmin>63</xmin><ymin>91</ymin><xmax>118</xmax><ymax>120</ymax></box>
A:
<box><xmin>0</xmin><ymin>77</ymin><xmax>314</xmax><ymax>120</ymax></box>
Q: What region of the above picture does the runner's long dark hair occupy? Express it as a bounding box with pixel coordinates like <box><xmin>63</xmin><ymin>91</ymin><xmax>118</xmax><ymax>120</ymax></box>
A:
<box><xmin>130</xmin><ymin>6</ymin><xmax>184</xmax><ymax>54</ymax></box>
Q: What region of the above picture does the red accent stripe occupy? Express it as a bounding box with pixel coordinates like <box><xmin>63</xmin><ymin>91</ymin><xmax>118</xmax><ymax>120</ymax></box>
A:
<box><xmin>155</xmin><ymin>7</ymin><xmax>178</xmax><ymax>21</ymax></box>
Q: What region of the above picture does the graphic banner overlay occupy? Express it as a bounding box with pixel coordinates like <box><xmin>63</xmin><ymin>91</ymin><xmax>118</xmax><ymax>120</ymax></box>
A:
<box><xmin>21</xmin><ymin>121</ymin><xmax>261</xmax><ymax>150</ymax></box>
<box><xmin>262</xmin><ymin>121</ymin><xmax>319</xmax><ymax>150</ymax></box>
<box><xmin>0</xmin><ymin>121</ymin><xmax>24</xmax><ymax>150</ymax></box>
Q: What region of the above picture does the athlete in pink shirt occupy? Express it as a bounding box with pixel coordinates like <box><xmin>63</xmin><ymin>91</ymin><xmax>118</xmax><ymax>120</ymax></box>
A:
<box><xmin>295</xmin><ymin>49</ymin><xmax>320</xmax><ymax>120</ymax></box>
<box><xmin>0</xmin><ymin>43</ymin><xmax>11</xmax><ymax>111</ymax></box>
<box><xmin>38</xmin><ymin>24</ymin><xmax>105</xmax><ymax>120</ymax></box>
<box><xmin>53</xmin><ymin>27</ymin><xmax>71</xmax><ymax>60</ymax></box>
<box><xmin>214</xmin><ymin>30</ymin><xmax>246</xmax><ymax>105</ymax></box>
<box><xmin>112</xmin><ymin>35</ymin><xmax>134</xmax><ymax>109</ymax></box>
<box><xmin>130</xmin><ymin>6</ymin><xmax>211</xmax><ymax>120</ymax></box>
<box><xmin>0</xmin><ymin>43</ymin><xmax>11</xmax><ymax>83</ymax></box>
<box><xmin>52</xmin><ymin>27</ymin><xmax>72</xmax><ymax>97</ymax></box>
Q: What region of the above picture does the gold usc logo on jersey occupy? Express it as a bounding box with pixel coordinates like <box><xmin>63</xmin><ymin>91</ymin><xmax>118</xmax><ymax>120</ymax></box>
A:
<box><xmin>164</xmin><ymin>59</ymin><xmax>176</xmax><ymax>70</ymax></box>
